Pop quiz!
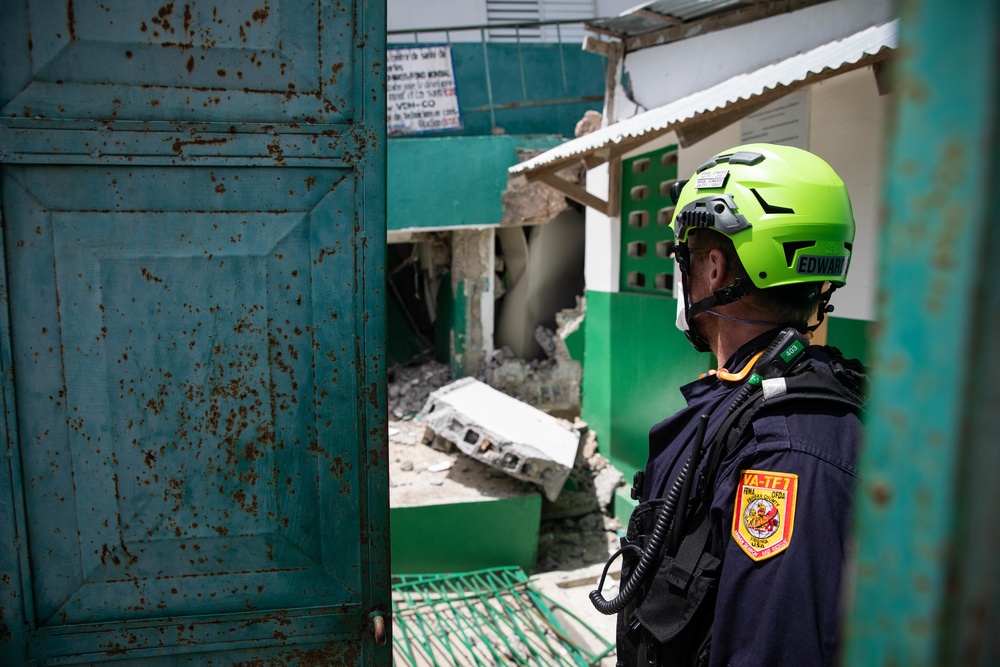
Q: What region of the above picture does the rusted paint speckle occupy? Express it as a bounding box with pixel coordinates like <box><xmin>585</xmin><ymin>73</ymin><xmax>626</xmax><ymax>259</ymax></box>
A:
<box><xmin>66</xmin><ymin>0</ymin><xmax>76</xmax><ymax>40</ymax></box>
<box><xmin>252</xmin><ymin>4</ymin><xmax>271</xmax><ymax>24</ymax></box>
<box><xmin>0</xmin><ymin>609</ymin><xmax>11</xmax><ymax>643</ymax></box>
<box><xmin>267</xmin><ymin>140</ymin><xmax>286</xmax><ymax>165</ymax></box>
<box><xmin>870</xmin><ymin>479</ymin><xmax>892</xmax><ymax>507</ymax></box>
<box><xmin>152</xmin><ymin>2</ymin><xmax>177</xmax><ymax>33</ymax></box>
<box><xmin>171</xmin><ymin>136</ymin><xmax>230</xmax><ymax>156</ymax></box>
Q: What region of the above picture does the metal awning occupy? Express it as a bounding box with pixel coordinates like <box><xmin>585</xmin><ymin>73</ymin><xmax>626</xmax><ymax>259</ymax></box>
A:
<box><xmin>586</xmin><ymin>0</ymin><xmax>837</xmax><ymax>52</ymax></box>
<box><xmin>511</xmin><ymin>19</ymin><xmax>898</xmax><ymax>216</ymax></box>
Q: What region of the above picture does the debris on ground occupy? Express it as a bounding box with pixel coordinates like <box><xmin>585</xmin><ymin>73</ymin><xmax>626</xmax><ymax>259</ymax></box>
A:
<box><xmin>388</xmin><ymin>359</ymin><xmax>625</xmax><ymax>573</ymax></box>
<box><xmin>389</xmin><ymin>416</ymin><xmax>531</xmax><ymax>508</ymax></box>
<box><xmin>537</xmin><ymin>426</ymin><xmax>625</xmax><ymax>571</ymax></box>
<box><xmin>388</xmin><ymin>360</ymin><xmax>453</xmax><ymax>419</ymax></box>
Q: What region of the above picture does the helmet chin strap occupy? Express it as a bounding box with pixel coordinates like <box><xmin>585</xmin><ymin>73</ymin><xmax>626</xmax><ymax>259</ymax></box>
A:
<box><xmin>683</xmin><ymin>280</ymin><xmax>840</xmax><ymax>353</ymax></box>
<box><xmin>703</xmin><ymin>309</ymin><xmax>783</xmax><ymax>327</ymax></box>
<box><xmin>679</xmin><ymin>272</ymin><xmax>756</xmax><ymax>353</ymax></box>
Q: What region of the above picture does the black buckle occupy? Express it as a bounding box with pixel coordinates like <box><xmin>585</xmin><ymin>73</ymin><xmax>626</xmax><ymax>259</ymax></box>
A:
<box><xmin>711</xmin><ymin>276</ymin><xmax>753</xmax><ymax>305</ymax></box>
<box><xmin>674</xmin><ymin>243</ymin><xmax>690</xmax><ymax>274</ymax></box>
<box><xmin>631</xmin><ymin>470</ymin><xmax>645</xmax><ymax>500</ymax></box>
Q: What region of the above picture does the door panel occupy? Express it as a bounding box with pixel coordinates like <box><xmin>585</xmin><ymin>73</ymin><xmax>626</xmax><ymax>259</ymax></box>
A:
<box><xmin>7</xmin><ymin>165</ymin><xmax>359</xmax><ymax>627</ymax></box>
<box><xmin>0</xmin><ymin>0</ymin><xmax>387</xmax><ymax>664</ymax></box>
<box><xmin>1</xmin><ymin>0</ymin><xmax>355</xmax><ymax>124</ymax></box>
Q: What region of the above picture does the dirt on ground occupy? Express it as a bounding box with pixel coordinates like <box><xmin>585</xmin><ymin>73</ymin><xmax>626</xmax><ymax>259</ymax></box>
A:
<box><xmin>388</xmin><ymin>360</ymin><xmax>624</xmax><ymax>574</ymax></box>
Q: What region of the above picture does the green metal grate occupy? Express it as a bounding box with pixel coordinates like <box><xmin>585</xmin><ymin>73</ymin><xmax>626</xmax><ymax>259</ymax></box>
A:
<box><xmin>391</xmin><ymin>567</ymin><xmax>615</xmax><ymax>666</ymax></box>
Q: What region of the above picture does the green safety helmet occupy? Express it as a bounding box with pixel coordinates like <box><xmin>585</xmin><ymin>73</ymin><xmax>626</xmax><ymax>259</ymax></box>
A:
<box><xmin>669</xmin><ymin>143</ymin><xmax>856</xmax><ymax>351</ymax></box>
<box><xmin>671</xmin><ymin>143</ymin><xmax>856</xmax><ymax>290</ymax></box>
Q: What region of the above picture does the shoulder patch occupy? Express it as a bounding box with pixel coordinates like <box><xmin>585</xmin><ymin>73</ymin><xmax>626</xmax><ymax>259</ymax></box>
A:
<box><xmin>732</xmin><ymin>469</ymin><xmax>798</xmax><ymax>561</ymax></box>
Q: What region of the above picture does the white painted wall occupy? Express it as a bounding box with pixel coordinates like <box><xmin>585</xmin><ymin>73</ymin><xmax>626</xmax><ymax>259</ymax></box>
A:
<box><xmin>387</xmin><ymin>0</ymin><xmax>487</xmax><ymax>33</ymax></box>
<box><xmin>584</xmin><ymin>163</ymin><xmax>620</xmax><ymax>292</ymax></box>
<box><xmin>595</xmin><ymin>0</ymin><xmax>638</xmax><ymax>18</ymax></box>
<box><xmin>388</xmin><ymin>0</ymin><xmax>638</xmax><ymax>42</ymax></box>
<box><xmin>808</xmin><ymin>67</ymin><xmax>888</xmax><ymax>322</ymax></box>
<box><xmin>611</xmin><ymin>0</ymin><xmax>895</xmax><ymax>121</ymax></box>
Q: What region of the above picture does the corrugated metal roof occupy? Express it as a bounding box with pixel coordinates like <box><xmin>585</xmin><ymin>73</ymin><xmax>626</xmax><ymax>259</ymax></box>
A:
<box><xmin>510</xmin><ymin>19</ymin><xmax>897</xmax><ymax>177</ymax></box>
<box><xmin>588</xmin><ymin>0</ymin><xmax>750</xmax><ymax>37</ymax></box>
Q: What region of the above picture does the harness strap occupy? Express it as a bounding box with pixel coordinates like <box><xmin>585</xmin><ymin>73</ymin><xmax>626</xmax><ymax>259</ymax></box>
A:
<box><xmin>665</xmin><ymin>504</ymin><xmax>713</xmax><ymax>591</ymax></box>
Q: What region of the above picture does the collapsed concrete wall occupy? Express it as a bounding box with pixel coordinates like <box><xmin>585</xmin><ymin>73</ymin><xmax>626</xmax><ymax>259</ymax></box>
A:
<box><xmin>487</xmin><ymin>297</ymin><xmax>585</xmax><ymax>418</ymax></box>
<box><xmin>501</xmin><ymin>152</ymin><xmax>585</xmax><ymax>227</ymax></box>
<box><xmin>496</xmin><ymin>146</ymin><xmax>586</xmax><ymax>362</ymax></box>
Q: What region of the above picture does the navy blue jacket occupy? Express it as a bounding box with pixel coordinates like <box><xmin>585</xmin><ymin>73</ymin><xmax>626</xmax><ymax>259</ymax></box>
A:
<box><xmin>643</xmin><ymin>330</ymin><xmax>862</xmax><ymax>667</ymax></box>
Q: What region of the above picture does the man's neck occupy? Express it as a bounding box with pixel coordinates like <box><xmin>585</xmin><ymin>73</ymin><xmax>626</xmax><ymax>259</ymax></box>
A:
<box><xmin>706</xmin><ymin>318</ymin><xmax>776</xmax><ymax>370</ymax></box>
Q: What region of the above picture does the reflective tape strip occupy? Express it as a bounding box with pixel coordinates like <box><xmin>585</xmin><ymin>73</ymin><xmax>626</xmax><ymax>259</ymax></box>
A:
<box><xmin>762</xmin><ymin>377</ymin><xmax>788</xmax><ymax>400</ymax></box>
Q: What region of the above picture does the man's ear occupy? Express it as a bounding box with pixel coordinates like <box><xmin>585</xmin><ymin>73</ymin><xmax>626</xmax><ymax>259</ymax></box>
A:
<box><xmin>708</xmin><ymin>248</ymin><xmax>729</xmax><ymax>291</ymax></box>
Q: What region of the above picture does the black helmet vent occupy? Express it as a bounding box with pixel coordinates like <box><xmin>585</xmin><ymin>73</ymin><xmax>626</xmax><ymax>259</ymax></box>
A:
<box><xmin>783</xmin><ymin>241</ymin><xmax>816</xmax><ymax>267</ymax></box>
<box><xmin>751</xmin><ymin>188</ymin><xmax>795</xmax><ymax>214</ymax></box>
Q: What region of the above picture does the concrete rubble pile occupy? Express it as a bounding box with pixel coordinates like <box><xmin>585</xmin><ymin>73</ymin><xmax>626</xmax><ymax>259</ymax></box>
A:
<box><xmin>486</xmin><ymin>299</ymin><xmax>585</xmax><ymax>419</ymax></box>
<box><xmin>388</xmin><ymin>361</ymin><xmax>453</xmax><ymax>419</ymax></box>
<box><xmin>499</xmin><ymin>110</ymin><xmax>600</xmax><ymax>227</ymax></box>
<box><xmin>386</xmin><ymin>355</ymin><xmax>624</xmax><ymax>519</ymax></box>
<box><xmin>501</xmin><ymin>151</ymin><xmax>585</xmax><ymax>227</ymax></box>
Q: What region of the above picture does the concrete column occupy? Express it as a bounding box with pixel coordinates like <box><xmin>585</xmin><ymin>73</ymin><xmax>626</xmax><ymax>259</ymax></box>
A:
<box><xmin>584</xmin><ymin>163</ymin><xmax>620</xmax><ymax>293</ymax></box>
<box><xmin>450</xmin><ymin>228</ymin><xmax>495</xmax><ymax>377</ymax></box>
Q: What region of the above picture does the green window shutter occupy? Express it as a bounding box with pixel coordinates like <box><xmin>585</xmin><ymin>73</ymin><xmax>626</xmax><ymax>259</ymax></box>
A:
<box><xmin>619</xmin><ymin>145</ymin><xmax>679</xmax><ymax>296</ymax></box>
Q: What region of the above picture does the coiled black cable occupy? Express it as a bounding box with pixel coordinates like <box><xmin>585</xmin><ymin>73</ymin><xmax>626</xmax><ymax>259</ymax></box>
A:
<box><xmin>589</xmin><ymin>414</ymin><xmax>709</xmax><ymax>616</ymax></box>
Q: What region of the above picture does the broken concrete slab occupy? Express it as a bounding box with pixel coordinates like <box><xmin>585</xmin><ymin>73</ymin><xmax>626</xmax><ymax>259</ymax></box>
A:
<box><xmin>419</xmin><ymin>377</ymin><xmax>582</xmax><ymax>502</ymax></box>
<box><xmin>500</xmin><ymin>152</ymin><xmax>584</xmax><ymax>227</ymax></box>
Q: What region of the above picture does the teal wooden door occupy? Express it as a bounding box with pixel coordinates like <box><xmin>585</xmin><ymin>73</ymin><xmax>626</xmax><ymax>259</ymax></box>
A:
<box><xmin>0</xmin><ymin>2</ymin><xmax>389</xmax><ymax>665</ymax></box>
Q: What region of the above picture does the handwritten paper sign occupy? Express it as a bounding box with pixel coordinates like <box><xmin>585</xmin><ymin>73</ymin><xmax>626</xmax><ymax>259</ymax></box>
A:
<box><xmin>387</xmin><ymin>46</ymin><xmax>462</xmax><ymax>135</ymax></box>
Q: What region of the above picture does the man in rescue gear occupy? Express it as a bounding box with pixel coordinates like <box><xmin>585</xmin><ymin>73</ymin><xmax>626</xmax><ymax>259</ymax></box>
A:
<box><xmin>593</xmin><ymin>143</ymin><xmax>866</xmax><ymax>667</ymax></box>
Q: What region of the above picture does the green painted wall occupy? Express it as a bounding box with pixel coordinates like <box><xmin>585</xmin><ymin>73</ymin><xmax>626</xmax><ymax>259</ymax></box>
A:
<box><xmin>826</xmin><ymin>315</ymin><xmax>871</xmax><ymax>364</ymax></box>
<box><xmin>581</xmin><ymin>290</ymin><xmax>710</xmax><ymax>480</ymax></box>
<box><xmin>434</xmin><ymin>271</ymin><xmax>454</xmax><ymax>365</ymax></box>
<box><xmin>450</xmin><ymin>278</ymin><xmax>468</xmax><ymax>378</ymax></box>
<box><xmin>565</xmin><ymin>322</ymin><xmax>585</xmax><ymax>363</ymax></box>
<box><xmin>390</xmin><ymin>495</ymin><xmax>542</xmax><ymax>574</ymax></box>
<box><xmin>619</xmin><ymin>145</ymin><xmax>679</xmax><ymax>295</ymax></box>
<box><xmin>387</xmin><ymin>134</ymin><xmax>564</xmax><ymax>231</ymax></box>
<box><xmin>392</xmin><ymin>42</ymin><xmax>606</xmax><ymax>139</ymax></box>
